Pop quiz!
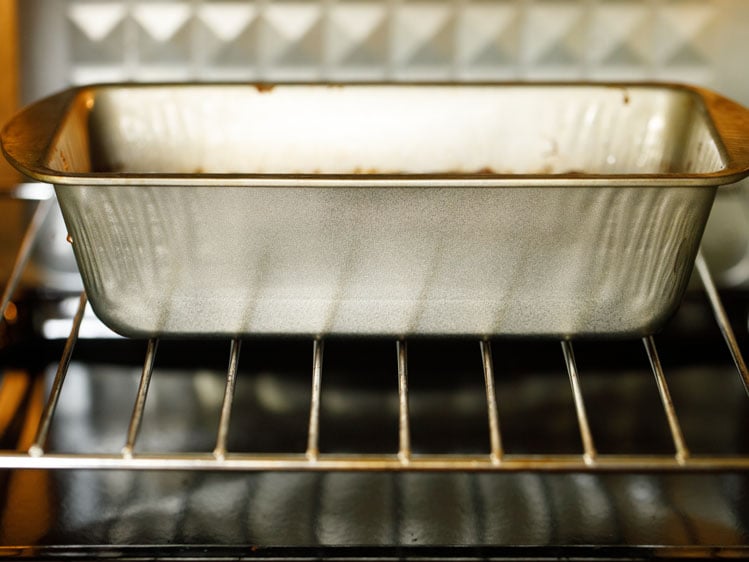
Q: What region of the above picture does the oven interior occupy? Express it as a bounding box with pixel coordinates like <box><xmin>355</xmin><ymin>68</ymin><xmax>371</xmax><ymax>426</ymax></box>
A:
<box><xmin>2</xmin><ymin>0</ymin><xmax>749</xmax><ymax>559</ymax></box>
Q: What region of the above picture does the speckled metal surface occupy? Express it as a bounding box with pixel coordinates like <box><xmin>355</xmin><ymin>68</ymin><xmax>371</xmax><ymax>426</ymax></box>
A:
<box><xmin>58</xmin><ymin>183</ymin><xmax>714</xmax><ymax>337</ymax></box>
<box><xmin>5</xmin><ymin>83</ymin><xmax>739</xmax><ymax>337</ymax></box>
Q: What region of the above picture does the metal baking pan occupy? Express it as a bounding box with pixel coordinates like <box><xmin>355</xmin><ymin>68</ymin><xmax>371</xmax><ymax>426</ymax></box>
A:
<box><xmin>3</xmin><ymin>83</ymin><xmax>749</xmax><ymax>338</ymax></box>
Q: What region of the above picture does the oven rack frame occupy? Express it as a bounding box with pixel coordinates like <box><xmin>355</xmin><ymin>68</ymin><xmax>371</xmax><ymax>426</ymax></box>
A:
<box><xmin>0</xmin><ymin>196</ymin><xmax>748</xmax><ymax>472</ymax></box>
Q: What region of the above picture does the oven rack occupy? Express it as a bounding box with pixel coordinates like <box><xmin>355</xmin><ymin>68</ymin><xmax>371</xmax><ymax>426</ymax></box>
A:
<box><xmin>1</xmin><ymin>197</ymin><xmax>748</xmax><ymax>472</ymax></box>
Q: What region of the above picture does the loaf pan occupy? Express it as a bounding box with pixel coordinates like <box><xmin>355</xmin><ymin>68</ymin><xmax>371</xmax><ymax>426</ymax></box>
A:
<box><xmin>3</xmin><ymin>83</ymin><xmax>749</xmax><ymax>338</ymax></box>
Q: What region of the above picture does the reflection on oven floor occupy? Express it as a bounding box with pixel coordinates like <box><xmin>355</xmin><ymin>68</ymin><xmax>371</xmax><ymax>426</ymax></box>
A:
<box><xmin>3</xmin><ymin>470</ymin><xmax>747</xmax><ymax>547</ymax></box>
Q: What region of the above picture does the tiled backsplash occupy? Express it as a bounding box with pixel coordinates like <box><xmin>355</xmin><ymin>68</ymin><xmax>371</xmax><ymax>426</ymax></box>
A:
<box><xmin>20</xmin><ymin>0</ymin><xmax>749</xmax><ymax>97</ymax></box>
<box><xmin>66</xmin><ymin>0</ymin><xmax>714</xmax><ymax>82</ymax></box>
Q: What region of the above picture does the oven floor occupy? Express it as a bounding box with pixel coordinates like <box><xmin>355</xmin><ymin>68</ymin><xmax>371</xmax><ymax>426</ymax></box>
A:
<box><xmin>1</xmin><ymin>470</ymin><xmax>748</xmax><ymax>559</ymax></box>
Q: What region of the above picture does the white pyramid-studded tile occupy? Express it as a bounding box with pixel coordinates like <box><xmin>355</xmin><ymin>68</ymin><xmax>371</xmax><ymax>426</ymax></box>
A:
<box><xmin>392</xmin><ymin>1</ymin><xmax>454</xmax><ymax>76</ymax></box>
<box><xmin>68</xmin><ymin>2</ymin><xmax>127</xmax><ymax>65</ymax></box>
<box><xmin>261</xmin><ymin>2</ymin><xmax>324</xmax><ymax>73</ymax></box>
<box><xmin>456</xmin><ymin>0</ymin><xmax>521</xmax><ymax>75</ymax></box>
<box><xmin>195</xmin><ymin>2</ymin><xmax>259</xmax><ymax>72</ymax></box>
<box><xmin>653</xmin><ymin>0</ymin><xmax>715</xmax><ymax>66</ymax></box>
<box><xmin>588</xmin><ymin>1</ymin><xmax>650</xmax><ymax>65</ymax></box>
<box><xmin>132</xmin><ymin>2</ymin><xmax>192</xmax><ymax>43</ymax></box>
<box><xmin>523</xmin><ymin>0</ymin><xmax>587</xmax><ymax>68</ymax></box>
<box><xmin>198</xmin><ymin>2</ymin><xmax>256</xmax><ymax>43</ymax></box>
<box><xmin>68</xmin><ymin>2</ymin><xmax>127</xmax><ymax>42</ymax></box>
<box><xmin>132</xmin><ymin>1</ymin><xmax>194</xmax><ymax>67</ymax></box>
<box><xmin>586</xmin><ymin>0</ymin><xmax>652</xmax><ymax>80</ymax></box>
<box><xmin>328</xmin><ymin>2</ymin><xmax>388</xmax><ymax>74</ymax></box>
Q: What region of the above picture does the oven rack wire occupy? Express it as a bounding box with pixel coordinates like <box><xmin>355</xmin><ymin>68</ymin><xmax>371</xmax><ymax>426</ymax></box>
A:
<box><xmin>1</xmin><ymin>197</ymin><xmax>748</xmax><ymax>472</ymax></box>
